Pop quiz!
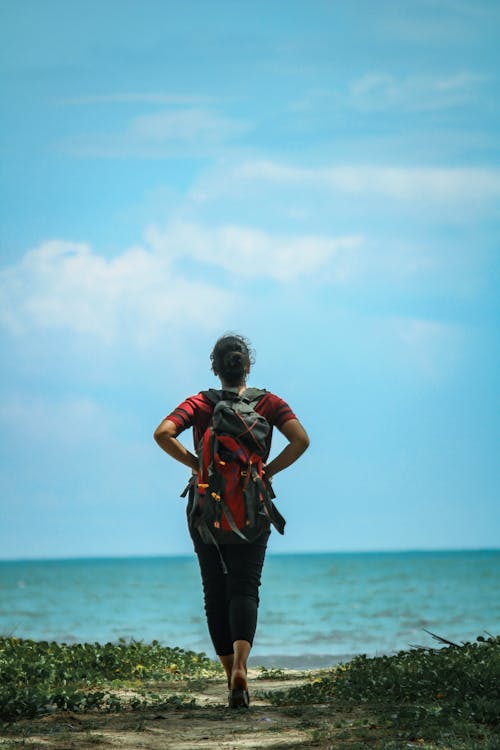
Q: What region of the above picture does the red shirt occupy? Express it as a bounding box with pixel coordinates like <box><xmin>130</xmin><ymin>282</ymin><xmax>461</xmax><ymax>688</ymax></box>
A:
<box><xmin>165</xmin><ymin>389</ymin><xmax>297</xmax><ymax>461</ymax></box>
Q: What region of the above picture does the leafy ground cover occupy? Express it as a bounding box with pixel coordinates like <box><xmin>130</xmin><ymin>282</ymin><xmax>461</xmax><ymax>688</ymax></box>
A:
<box><xmin>263</xmin><ymin>634</ymin><xmax>500</xmax><ymax>749</ymax></box>
<box><xmin>0</xmin><ymin>634</ymin><xmax>498</xmax><ymax>749</ymax></box>
<box><xmin>0</xmin><ymin>637</ymin><xmax>221</xmax><ymax>720</ymax></box>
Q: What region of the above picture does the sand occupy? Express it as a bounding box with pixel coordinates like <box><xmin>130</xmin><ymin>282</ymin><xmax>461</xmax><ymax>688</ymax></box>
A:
<box><xmin>0</xmin><ymin>669</ymin><xmax>368</xmax><ymax>750</ymax></box>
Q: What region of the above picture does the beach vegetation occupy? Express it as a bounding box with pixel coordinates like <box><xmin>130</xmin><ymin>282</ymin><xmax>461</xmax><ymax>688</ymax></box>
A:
<box><xmin>0</xmin><ymin>636</ymin><xmax>221</xmax><ymax>720</ymax></box>
<box><xmin>264</xmin><ymin>634</ymin><xmax>499</xmax><ymax>748</ymax></box>
<box><xmin>1</xmin><ymin>634</ymin><xmax>498</xmax><ymax>749</ymax></box>
<box><xmin>256</xmin><ymin>666</ymin><xmax>288</xmax><ymax>680</ymax></box>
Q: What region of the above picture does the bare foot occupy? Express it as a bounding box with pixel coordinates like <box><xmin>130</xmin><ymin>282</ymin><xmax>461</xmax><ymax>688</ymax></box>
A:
<box><xmin>229</xmin><ymin>668</ymin><xmax>250</xmax><ymax>709</ymax></box>
<box><xmin>230</xmin><ymin>667</ymin><xmax>247</xmax><ymax>691</ymax></box>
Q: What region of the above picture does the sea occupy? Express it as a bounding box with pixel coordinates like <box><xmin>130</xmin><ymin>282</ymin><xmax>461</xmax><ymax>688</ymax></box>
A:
<box><xmin>1</xmin><ymin>550</ymin><xmax>498</xmax><ymax>669</ymax></box>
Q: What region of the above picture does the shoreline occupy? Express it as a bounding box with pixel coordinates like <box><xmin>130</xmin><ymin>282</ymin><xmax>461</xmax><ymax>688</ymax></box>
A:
<box><xmin>249</xmin><ymin>652</ymin><xmax>357</xmax><ymax>669</ymax></box>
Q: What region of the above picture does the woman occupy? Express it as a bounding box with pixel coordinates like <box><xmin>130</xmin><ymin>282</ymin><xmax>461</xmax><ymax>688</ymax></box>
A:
<box><xmin>154</xmin><ymin>333</ymin><xmax>309</xmax><ymax>708</ymax></box>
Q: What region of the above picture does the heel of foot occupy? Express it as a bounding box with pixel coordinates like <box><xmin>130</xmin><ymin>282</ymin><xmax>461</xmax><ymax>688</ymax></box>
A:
<box><xmin>232</xmin><ymin>673</ymin><xmax>247</xmax><ymax>691</ymax></box>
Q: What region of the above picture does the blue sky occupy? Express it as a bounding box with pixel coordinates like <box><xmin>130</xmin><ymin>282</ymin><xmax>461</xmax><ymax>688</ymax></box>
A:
<box><xmin>0</xmin><ymin>0</ymin><xmax>499</xmax><ymax>560</ymax></box>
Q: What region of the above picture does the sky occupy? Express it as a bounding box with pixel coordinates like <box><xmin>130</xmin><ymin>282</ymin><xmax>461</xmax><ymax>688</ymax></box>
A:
<box><xmin>0</xmin><ymin>0</ymin><xmax>499</xmax><ymax>560</ymax></box>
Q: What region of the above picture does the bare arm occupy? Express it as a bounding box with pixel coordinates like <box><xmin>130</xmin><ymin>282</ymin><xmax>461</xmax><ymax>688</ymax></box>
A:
<box><xmin>265</xmin><ymin>419</ymin><xmax>309</xmax><ymax>479</ymax></box>
<box><xmin>153</xmin><ymin>419</ymin><xmax>198</xmax><ymax>473</ymax></box>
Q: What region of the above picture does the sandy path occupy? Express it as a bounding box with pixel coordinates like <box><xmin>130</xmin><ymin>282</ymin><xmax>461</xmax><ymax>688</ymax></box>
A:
<box><xmin>0</xmin><ymin>671</ymin><xmax>331</xmax><ymax>750</ymax></box>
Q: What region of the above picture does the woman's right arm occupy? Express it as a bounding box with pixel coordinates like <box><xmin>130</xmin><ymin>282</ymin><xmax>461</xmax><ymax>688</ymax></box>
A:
<box><xmin>264</xmin><ymin>418</ymin><xmax>310</xmax><ymax>479</ymax></box>
<box><xmin>153</xmin><ymin>419</ymin><xmax>198</xmax><ymax>473</ymax></box>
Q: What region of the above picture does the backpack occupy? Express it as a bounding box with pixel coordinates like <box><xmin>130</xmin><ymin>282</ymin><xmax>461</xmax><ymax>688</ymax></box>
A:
<box><xmin>181</xmin><ymin>388</ymin><xmax>285</xmax><ymax>568</ymax></box>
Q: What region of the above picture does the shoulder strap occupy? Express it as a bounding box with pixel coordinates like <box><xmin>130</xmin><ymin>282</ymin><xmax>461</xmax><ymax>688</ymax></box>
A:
<box><xmin>201</xmin><ymin>388</ymin><xmax>223</xmax><ymax>405</ymax></box>
<box><xmin>202</xmin><ymin>388</ymin><xmax>267</xmax><ymax>406</ymax></box>
<box><xmin>240</xmin><ymin>387</ymin><xmax>267</xmax><ymax>404</ymax></box>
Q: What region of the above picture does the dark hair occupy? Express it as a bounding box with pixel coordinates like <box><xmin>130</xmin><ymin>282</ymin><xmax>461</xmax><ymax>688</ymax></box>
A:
<box><xmin>210</xmin><ymin>333</ymin><xmax>255</xmax><ymax>387</ymax></box>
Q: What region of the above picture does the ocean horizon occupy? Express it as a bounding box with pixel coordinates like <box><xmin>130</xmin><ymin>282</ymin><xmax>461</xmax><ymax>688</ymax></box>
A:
<box><xmin>2</xmin><ymin>546</ymin><xmax>498</xmax><ymax>563</ymax></box>
<box><xmin>1</xmin><ymin>549</ymin><xmax>498</xmax><ymax>669</ymax></box>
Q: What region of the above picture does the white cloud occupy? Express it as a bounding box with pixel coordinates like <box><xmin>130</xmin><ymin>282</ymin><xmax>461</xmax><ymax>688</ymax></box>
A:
<box><xmin>130</xmin><ymin>109</ymin><xmax>247</xmax><ymax>143</ymax></box>
<box><xmin>288</xmin><ymin>69</ymin><xmax>488</xmax><ymax>117</ymax></box>
<box><xmin>146</xmin><ymin>222</ymin><xmax>362</xmax><ymax>283</ymax></box>
<box><xmin>349</xmin><ymin>71</ymin><xmax>488</xmax><ymax>112</ymax></box>
<box><xmin>236</xmin><ymin>161</ymin><xmax>500</xmax><ymax>214</ymax></box>
<box><xmin>0</xmin><ymin>237</ymin><xmax>235</xmax><ymax>344</ymax></box>
<box><xmin>62</xmin><ymin>108</ymin><xmax>251</xmax><ymax>158</ymax></box>
<box><xmin>380</xmin><ymin>3</ymin><xmax>494</xmax><ymax>44</ymax></box>
<box><xmin>61</xmin><ymin>93</ymin><xmax>217</xmax><ymax>105</ymax></box>
<box><xmin>0</xmin><ymin>223</ymin><xmax>358</xmax><ymax>342</ymax></box>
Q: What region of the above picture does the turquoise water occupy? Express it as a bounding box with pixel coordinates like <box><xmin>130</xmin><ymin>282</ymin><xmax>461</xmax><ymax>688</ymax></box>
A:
<box><xmin>1</xmin><ymin>551</ymin><xmax>498</xmax><ymax>668</ymax></box>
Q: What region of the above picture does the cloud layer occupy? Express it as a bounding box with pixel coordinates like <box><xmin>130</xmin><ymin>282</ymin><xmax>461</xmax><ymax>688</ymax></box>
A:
<box><xmin>62</xmin><ymin>108</ymin><xmax>251</xmax><ymax>158</ymax></box>
<box><xmin>237</xmin><ymin>161</ymin><xmax>500</xmax><ymax>213</ymax></box>
<box><xmin>0</xmin><ymin>238</ymin><xmax>233</xmax><ymax>344</ymax></box>
<box><xmin>0</xmin><ymin>223</ymin><xmax>359</xmax><ymax>344</ymax></box>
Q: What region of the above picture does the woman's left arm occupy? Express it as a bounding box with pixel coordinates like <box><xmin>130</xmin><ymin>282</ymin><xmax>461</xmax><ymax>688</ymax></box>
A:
<box><xmin>154</xmin><ymin>419</ymin><xmax>198</xmax><ymax>473</ymax></box>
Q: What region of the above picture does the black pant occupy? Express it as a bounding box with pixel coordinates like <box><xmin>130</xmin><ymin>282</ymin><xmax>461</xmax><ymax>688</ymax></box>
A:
<box><xmin>192</xmin><ymin>531</ymin><xmax>270</xmax><ymax>656</ymax></box>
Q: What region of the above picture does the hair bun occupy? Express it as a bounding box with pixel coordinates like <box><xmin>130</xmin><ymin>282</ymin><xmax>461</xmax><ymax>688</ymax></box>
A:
<box><xmin>223</xmin><ymin>351</ymin><xmax>244</xmax><ymax>371</ymax></box>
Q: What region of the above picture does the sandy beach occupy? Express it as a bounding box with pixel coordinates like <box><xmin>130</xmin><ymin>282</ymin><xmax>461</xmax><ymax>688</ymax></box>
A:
<box><xmin>2</xmin><ymin>636</ymin><xmax>498</xmax><ymax>750</ymax></box>
<box><xmin>0</xmin><ymin>669</ymin><xmax>373</xmax><ymax>750</ymax></box>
